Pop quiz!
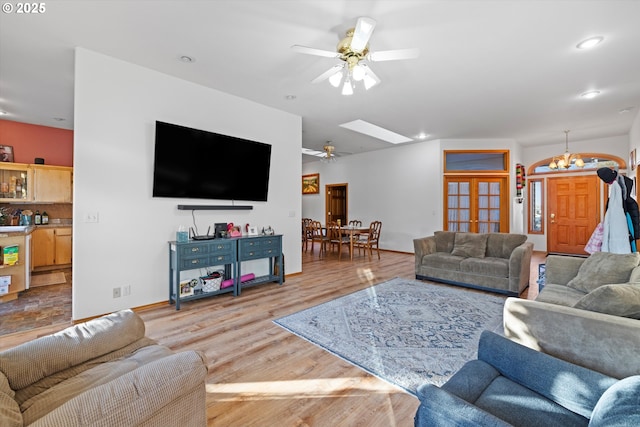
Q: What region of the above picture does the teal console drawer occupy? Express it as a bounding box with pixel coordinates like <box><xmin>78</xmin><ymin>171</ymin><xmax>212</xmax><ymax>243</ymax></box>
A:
<box><xmin>179</xmin><ymin>256</ymin><xmax>210</xmax><ymax>269</ymax></box>
<box><xmin>178</xmin><ymin>244</ymin><xmax>209</xmax><ymax>257</ymax></box>
<box><xmin>210</xmin><ymin>253</ymin><xmax>234</xmax><ymax>264</ymax></box>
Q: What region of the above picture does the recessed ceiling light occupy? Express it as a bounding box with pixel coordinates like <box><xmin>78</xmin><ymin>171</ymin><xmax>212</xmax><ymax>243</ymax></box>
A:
<box><xmin>179</xmin><ymin>55</ymin><xmax>195</xmax><ymax>63</ymax></box>
<box><xmin>576</xmin><ymin>36</ymin><xmax>604</xmax><ymax>49</ymax></box>
<box><xmin>619</xmin><ymin>107</ymin><xmax>635</xmax><ymax>114</ymax></box>
<box><xmin>339</xmin><ymin>119</ymin><xmax>413</xmax><ymax>144</ymax></box>
<box><xmin>0</xmin><ymin>111</ymin><xmax>7</xmax><ymax>115</ymax></box>
<box><xmin>580</xmin><ymin>90</ymin><xmax>601</xmax><ymax>99</ymax></box>
<box><xmin>416</xmin><ymin>133</ymin><xmax>429</xmax><ymax>140</ymax></box>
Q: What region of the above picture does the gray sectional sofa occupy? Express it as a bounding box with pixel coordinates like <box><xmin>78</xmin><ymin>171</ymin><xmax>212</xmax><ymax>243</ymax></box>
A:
<box><xmin>504</xmin><ymin>252</ymin><xmax>640</xmax><ymax>379</ymax></box>
<box><xmin>413</xmin><ymin>231</ymin><xmax>533</xmax><ymax>296</ymax></box>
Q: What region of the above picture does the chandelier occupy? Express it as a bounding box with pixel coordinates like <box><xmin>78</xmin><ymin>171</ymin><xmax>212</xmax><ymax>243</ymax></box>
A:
<box><xmin>549</xmin><ymin>130</ymin><xmax>585</xmax><ymax>170</ymax></box>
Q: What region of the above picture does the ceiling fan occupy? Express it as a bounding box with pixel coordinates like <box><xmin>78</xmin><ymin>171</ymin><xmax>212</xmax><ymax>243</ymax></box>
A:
<box><xmin>291</xmin><ymin>17</ymin><xmax>419</xmax><ymax>95</ymax></box>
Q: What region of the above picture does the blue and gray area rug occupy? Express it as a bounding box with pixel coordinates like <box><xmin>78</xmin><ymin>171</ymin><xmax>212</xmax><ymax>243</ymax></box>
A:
<box><xmin>274</xmin><ymin>277</ymin><xmax>505</xmax><ymax>395</ymax></box>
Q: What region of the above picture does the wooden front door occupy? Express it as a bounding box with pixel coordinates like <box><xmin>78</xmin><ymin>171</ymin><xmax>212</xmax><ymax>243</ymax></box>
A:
<box><xmin>325</xmin><ymin>184</ymin><xmax>348</xmax><ymax>225</ymax></box>
<box><xmin>547</xmin><ymin>175</ymin><xmax>600</xmax><ymax>255</ymax></box>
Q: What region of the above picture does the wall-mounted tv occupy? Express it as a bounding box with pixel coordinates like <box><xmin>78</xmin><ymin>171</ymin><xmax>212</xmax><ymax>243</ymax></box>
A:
<box><xmin>153</xmin><ymin>121</ymin><xmax>272</xmax><ymax>202</ymax></box>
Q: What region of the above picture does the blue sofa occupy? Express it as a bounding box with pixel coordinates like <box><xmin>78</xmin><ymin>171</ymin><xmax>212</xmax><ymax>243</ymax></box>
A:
<box><xmin>414</xmin><ymin>330</ymin><xmax>640</xmax><ymax>426</ymax></box>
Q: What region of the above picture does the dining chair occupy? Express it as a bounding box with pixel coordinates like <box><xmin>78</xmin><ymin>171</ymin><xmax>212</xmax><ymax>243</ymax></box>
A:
<box><xmin>328</xmin><ymin>221</ymin><xmax>350</xmax><ymax>260</ymax></box>
<box><xmin>355</xmin><ymin>220</ymin><xmax>382</xmax><ymax>261</ymax></box>
<box><xmin>310</xmin><ymin>220</ymin><xmax>329</xmax><ymax>255</ymax></box>
<box><xmin>301</xmin><ymin>218</ymin><xmax>313</xmax><ymax>252</ymax></box>
<box><xmin>348</xmin><ymin>219</ymin><xmax>362</xmax><ymax>227</ymax></box>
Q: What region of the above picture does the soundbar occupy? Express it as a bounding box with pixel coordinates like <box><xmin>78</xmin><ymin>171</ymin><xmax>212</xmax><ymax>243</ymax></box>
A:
<box><xmin>178</xmin><ymin>205</ymin><xmax>253</xmax><ymax>211</ymax></box>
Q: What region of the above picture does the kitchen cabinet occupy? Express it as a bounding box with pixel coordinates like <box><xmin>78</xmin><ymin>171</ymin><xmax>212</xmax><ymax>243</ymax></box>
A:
<box><xmin>0</xmin><ymin>233</ymin><xmax>29</xmax><ymax>302</ymax></box>
<box><xmin>30</xmin><ymin>165</ymin><xmax>73</xmax><ymax>203</ymax></box>
<box><xmin>0</xmin><ymin>163</ymin><xmax>31</xmax><ymax>202</ymax></box>
<box><xmin>32</xmin><ymin>226</ymin><xmax>72</xmax><ymax>268</ymax></box>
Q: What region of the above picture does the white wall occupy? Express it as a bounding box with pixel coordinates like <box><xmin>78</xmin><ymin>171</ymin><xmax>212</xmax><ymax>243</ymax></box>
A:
<box><xmin>73</xmin><ymin>48</ymin><xmax>301</xmax><ymax>320</ymax></box>
<box><xmin>630</xmin><ymin>110</ymin><xmax>640</xmax><ymax>164</ymax></box>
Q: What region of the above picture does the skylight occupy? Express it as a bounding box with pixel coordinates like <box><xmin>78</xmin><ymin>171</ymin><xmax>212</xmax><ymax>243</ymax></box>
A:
<box><xmin>339</xmin><ymin>119</ymin><xmax>413</xmax><ymax>144</ymax></box>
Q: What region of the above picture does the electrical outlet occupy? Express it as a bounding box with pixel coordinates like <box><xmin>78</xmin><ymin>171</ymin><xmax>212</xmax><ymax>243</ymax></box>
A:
<box><xmin>122</xmin><ymin>285</ymin><xmax>131</xmax><ymax>296</ymax></box>
<box><xmin>112</xmin><ymin>287</ymin><xmax>121</xmax><ymax>298</ymax></box>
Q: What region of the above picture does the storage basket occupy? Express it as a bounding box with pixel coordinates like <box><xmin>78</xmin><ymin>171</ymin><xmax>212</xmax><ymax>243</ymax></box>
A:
<box><xmin>201</xmin><ymin>270</ymin><xmax>224</xmax><ymax>293</ymax></box>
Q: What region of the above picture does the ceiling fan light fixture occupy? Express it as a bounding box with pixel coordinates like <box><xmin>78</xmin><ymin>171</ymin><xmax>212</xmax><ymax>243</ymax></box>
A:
<box><xmin>342</xmin><ymin>79</ymin><xmax>354</xmax><ymax>96</ymax></box>
<box><xmin>329</xmin><ymin>70</ymin><xmax>343</xmax><ymax>87</ymax></box>
<box><xmin>363</xmin><ymin>74</ymin><xmax>377</xmax><ymax>90</ymax></box>
<box><xmin>352</xmin><ymin>64</ymin><xmax>365</xmax><ymax>81</ymax></box>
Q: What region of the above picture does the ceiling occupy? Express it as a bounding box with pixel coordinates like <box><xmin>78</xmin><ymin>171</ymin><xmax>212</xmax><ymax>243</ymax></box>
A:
<box><xmin>1</xmin><ymin>1</ymin><xmax>640</xmax><ymax>163</ymax></box>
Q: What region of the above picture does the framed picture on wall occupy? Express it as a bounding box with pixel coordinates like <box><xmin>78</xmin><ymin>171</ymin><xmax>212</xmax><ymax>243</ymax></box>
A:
<box><xmin>631</xmin><ymin>149</ymin><xmax>637</xmax><ymax>171</ymax></box>
<box><xmin>302</xmin><ymin>173</ymin><xmax>319</xmax><ymax>194</ymax></box>
<box><xmin>0</xmin><ymin>145</ymin><xmax>14</xmax><ymax>162</ymax></box>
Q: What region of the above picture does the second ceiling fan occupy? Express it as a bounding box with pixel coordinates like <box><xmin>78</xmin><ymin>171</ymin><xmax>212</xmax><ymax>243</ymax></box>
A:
<box><xmin>292</xmin><ymin>17</ymin><xmax>419</xmax><ymax>95</ymax></box>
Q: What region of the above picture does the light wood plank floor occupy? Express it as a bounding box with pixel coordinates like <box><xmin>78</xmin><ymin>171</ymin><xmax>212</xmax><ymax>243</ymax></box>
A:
<box><xmin>0</xmin><ymin>246</ymin><xmax>546</xmax><ymax>426</ymax></box>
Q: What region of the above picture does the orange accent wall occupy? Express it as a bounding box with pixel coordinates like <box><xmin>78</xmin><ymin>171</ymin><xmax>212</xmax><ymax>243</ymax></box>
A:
<box><xmin>0</xmin><ymin>120</ymin><xmax>73</xmax><ymax>167</ymax></box>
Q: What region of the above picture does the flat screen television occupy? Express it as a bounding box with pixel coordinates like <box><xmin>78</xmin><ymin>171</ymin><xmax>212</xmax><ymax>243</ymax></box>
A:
<box><xmin>153</xmin><ymin>121</ymin><xmax>272</xmax><ymax>202</ymax></box>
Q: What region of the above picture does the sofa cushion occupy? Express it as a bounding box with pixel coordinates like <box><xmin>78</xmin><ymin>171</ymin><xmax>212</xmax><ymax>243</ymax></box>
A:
<box><xmin>573</xmin><ymin>284</ymin><xmax>640</xmax><ymax>319</ymax></box>
<box><xmin>451</xmin><ymin>233</ymin><xmax>488</xmax><ymax>258</ymax></box>
<box><xmin>421</xmin><ymin>253</ymin><xmax>464</xmax><ymax>271</ymax></box>
<box><xmin>590</xmin><ymin>376</ymin><xmax>640</xmax><ymax>427</ymax></box>
<box><xmin>566</xmin><ymin>252</ymin><xmax>640</xmax><ymax>293</ymax></box>
<box><xmin>434</xmin><ymin>231</ymin><xmax>456</xmax><ymax>253</ymax></box>
<box><xmin>460</xmin><ymin>257</ymin><xmax>509</xmax><ymax>278</ymax></box>
<box><xmin>536</xmin><ymin>284</ymin><xmax>587</xmax><ymax>307</ymax></box>
<box><xmin>485</xmin><ymin>233</ymin><xmax>527</xmax><ymax>259</ymax></box>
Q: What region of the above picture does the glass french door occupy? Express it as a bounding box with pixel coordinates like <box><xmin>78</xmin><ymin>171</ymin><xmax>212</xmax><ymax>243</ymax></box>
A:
<box><xmin>445</xmin><ymin>177</ymin><xmax>509</xmax><ymax>233</ymax></box>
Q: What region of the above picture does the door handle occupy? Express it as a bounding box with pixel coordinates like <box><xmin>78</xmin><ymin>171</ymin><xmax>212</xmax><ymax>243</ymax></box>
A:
<box><xmin>550</xmin><ymin>213</ymin><xmax>555</xmax><ymax>224</ymax></box>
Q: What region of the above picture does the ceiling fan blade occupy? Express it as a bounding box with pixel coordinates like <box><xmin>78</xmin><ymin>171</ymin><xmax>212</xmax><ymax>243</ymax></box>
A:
<box><xmin>369</xmin><ymin>48</ymin><xmax>420</xmax><ymax>62</ymax></box>
<box><xmin>311</xmin><ymin>64</ymin><xmax>344</xmax><ymax>84</ymax></box>
<box><xmin>350</xmin><ymin>17</ymin><xmax>377</xmax><ymax>53</ymax></box>
<box><xmin>291</xmin><ymin>45</ymin><xmax>339</xmax><ymax>58</ymax></box>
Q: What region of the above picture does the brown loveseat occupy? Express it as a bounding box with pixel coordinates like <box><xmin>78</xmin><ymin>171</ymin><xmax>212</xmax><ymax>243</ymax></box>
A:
<box><xmin>0</xmin><ymin>309</ymin><xmax>208</xmax><ymax>426</ymax></box>
<box><xmin>414</xmin><ymin>231</ymin><xmax>533</xmax><ymax>296</ymax></box>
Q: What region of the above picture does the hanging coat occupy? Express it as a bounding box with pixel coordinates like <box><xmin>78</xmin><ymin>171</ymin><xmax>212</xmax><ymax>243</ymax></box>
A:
<box><xmin>602</xmin><ymin>180</ymin><xmax>632</xmax><ymax>254</ymax></box>
<box><xmin>622</xmin><ymin>175</ymin><xmax>640</xmax><ymax>241</ymax></box>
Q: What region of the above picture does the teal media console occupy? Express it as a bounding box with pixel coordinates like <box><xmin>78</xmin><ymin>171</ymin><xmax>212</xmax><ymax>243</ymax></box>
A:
<box><xmin>168</xmin><ymin>234</ymin><xmax>283</xmax><ymax>310</ymax></box>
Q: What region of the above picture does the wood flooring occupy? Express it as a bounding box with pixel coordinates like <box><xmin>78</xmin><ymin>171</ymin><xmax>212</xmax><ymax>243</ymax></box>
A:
<box><xmin>0</xmin><ymin>246</ymin><xmax>546</xmax><ymax>426</ymax></box>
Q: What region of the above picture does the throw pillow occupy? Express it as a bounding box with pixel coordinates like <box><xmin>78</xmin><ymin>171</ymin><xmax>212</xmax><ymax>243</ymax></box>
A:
<box><xmin>566</xmin><ymin>252</ymin><xmax>640</xmax><ymax>293</ymax></box>
<box><xmin>590</xmin><ymin>376</ymin><xmax>640</xmax><ymax>427</ymax></box>
<box><xmin>573</xmin><ymin>283</ymin><xmax>640</xmax><ymax>319</ymax></box>
<box><xmin>451</xmin><ymin>233</ymin><xmax>488</xmax><ymax>258</ymax></box>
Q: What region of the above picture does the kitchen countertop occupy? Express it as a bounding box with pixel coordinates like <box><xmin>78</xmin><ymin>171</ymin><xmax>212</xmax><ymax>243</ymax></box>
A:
<box><xmin>0</xmin><ymin>219</ymin><xmax>73</xmax><ymax>235</ymax></box>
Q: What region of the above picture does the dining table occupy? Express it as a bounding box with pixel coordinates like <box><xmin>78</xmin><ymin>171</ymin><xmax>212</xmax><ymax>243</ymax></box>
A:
<box><xmin>339</xmin><ymin>225</ymin><xmax>370</xmax><ymax>260</ymax></box>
